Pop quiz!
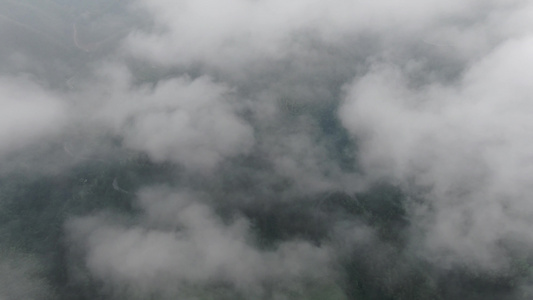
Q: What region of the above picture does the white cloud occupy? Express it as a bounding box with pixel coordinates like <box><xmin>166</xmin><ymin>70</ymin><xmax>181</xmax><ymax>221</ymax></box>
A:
<box><xmin>0</xmin><ymin>76</ymin><xmax>67</xmax><ymax>157</ymax></box>
<box><xmin>340</xmin><ymin>33</ymin><xmax>533</xmax><ymax>269</ymax></box>
<box><xmin>66</xmin><ymin>187</ymin><xmax>335</xmax><ymax>298</ymax></box>
<box><xmin>125</xmin><ymin>0</ymin><xmax>483</xmax><ymax>70</ymax></box>
<box><xmin>5</xmin><ymin>0</ymin><xmax>533</xmax><ymax>297</ymax></box>
<box><xmin>89</xmin><ymin>65</ymin><xmax>254</xmax><ymax>171</ymax></box>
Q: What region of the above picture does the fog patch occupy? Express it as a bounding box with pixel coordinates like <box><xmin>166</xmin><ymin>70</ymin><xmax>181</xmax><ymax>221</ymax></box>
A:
<box><xmin>66</xmin><ymin>187</ymin><xmax>342</xmax><ymax>299</ymax></box>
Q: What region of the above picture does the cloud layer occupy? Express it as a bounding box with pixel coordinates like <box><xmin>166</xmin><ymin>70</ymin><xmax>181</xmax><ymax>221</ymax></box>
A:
<box><xmin>66</xmin><ymin>188</ymin><xmax>338</xmax><ymax>299</ymax></box>
<box><xmin>2</xmin><ymin>0</ymin><xmax>533</xmax><ymax>299</ymax></box>
<box><xmin>340</xmin><ymin>30</ymin><xmax>533</xmax><ymax>270</ymax></box>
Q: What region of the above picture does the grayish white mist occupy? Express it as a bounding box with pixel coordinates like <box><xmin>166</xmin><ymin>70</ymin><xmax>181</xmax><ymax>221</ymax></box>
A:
<box><xmin>1</xmin><ymin>0</ymin><xmax>533</xmax><ymax>299</ymax></box>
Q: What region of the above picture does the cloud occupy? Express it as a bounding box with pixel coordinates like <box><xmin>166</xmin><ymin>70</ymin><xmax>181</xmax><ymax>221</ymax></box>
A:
<box><xmin>84</xmin><ymin>65</ymin><xmax>254</xmax><ymax>172</ymax></box>
<box><xmin>4</xmin><ymin>0</ymin><xmax>533</xmax><ymax>298</ymax></box>
<box><xmin>340</xmin><ymin>33</ymin><xmax>533</xmax><ymax>269</ymax></box>
<box><xmin>0</xmin><ymin>76</ymin><xmax>67</xmax><ymax>158</ymax></box>
<box><xmin>66</xmin><ymin>187</ymin><xmax>338</xmax><ymax>299</ymax></box>
<box><xmin>125</xmin><ymin>0</ymin><xmax>482</xmax><ymax>70</ymax></box>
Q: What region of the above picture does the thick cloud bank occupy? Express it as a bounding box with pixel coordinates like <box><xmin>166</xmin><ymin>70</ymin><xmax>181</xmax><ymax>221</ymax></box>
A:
<box><xmin>0</xmin><ymin>77</ymin><xmax>66</xmax><ymax>156</ymax></box>
<box><xmin>66</xmin><ymin>188</ymin><xmax>335</xmax><ymax>299</ymax></box>
<box><xmin>2</xmin><ymin>0</ymin><xmax>533</xmax><ymax>299</ymax></box>
<box><xmin>89</xmin><ymin>66</ymin><xmax>254</xmax><ymax>171</ymax></box>
<box><xmin>340</xmin><ymin>28</ymin><xmax>533</xmax><ymax>270</ymax></box>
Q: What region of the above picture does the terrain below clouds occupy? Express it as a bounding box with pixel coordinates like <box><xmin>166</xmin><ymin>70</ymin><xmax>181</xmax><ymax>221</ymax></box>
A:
<box><xmin>1</xmin><ymin>1</ymin><xmax>533</xmax><ymax>300</ymax></box>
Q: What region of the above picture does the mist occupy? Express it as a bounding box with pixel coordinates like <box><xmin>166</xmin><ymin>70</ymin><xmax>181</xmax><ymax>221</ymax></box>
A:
<box><xmin>1</xmin><ymin>0</ymin><xmax>533</xmax><ymax>299</ymax></box>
